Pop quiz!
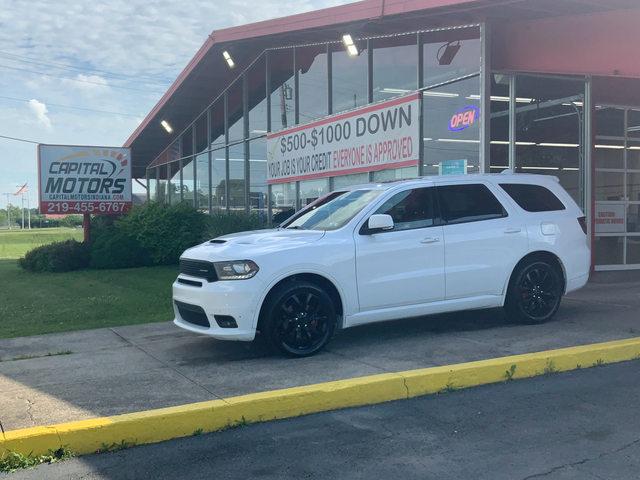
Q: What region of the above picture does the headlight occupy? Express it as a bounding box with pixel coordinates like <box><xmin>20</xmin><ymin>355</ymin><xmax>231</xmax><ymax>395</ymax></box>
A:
<box><xmin>213</xmin><ymin>260</ymin><xmax>259</xmax><ymax>280</ymax></box>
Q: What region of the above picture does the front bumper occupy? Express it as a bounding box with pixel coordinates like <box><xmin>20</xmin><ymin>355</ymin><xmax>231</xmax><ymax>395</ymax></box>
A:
<box><xmin>172</xmin><ymin>275</ymin><xmax>267</xmax><ymax>342</ymax></box>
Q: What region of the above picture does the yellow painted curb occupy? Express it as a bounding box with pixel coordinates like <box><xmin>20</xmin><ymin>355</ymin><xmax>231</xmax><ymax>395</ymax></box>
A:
<box><xmin>2</xmin><ymin>337</ymin><xmax>640</xmax><ymax>458</ymax></box>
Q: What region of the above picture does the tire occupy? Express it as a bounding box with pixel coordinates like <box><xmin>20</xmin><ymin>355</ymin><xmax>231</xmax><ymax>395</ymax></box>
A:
<box><xmin>261</xmin><ymin>281</ymin><xmax>337</xmax><ymax>357</ymax></box>
<box><xmin>504</xmin><ymin>261</ymin><xmax>563</xmax><ymax>325</ymax></box>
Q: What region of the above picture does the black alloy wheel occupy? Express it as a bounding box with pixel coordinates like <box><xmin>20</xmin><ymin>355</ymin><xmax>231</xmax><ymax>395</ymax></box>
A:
<box><xmin>505</xmin><ymin>261</ymin><xmax>563</xmax><ymax>325</ymax></box>
<box><xmin>262</xmin><ymin>281</ymin><xmax>336</xmax><ymax>357</ymax></box>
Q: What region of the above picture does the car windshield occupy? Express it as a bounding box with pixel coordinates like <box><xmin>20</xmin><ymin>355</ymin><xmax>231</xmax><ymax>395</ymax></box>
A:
<box><xmin>283</xmin><ymin>189</ymin><xmax>384</xmax><ymax>231</ymax></box>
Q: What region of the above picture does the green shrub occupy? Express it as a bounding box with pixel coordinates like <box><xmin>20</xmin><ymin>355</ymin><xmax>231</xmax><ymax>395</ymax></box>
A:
<box><xmin>18</xmin><ymin>239</ymin><xmax>90</xmax><ymax>273</ymax></box>
<box><xmin>116</xmin><ymin>202</ymin><xmax>207</xmax><ymax>264</ymax></box>
<box><xmin>205</xmin><ymin>211</ymin><xmax>268</xmax><ymax>239</ymax></box>
<box><xmin>89</xmin><ymin>224</ymin><xmax>153</xmax><ymax>270</ymax></box>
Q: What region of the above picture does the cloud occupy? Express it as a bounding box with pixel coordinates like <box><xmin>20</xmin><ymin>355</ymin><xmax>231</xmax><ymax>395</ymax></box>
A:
<box><xmin>28</xmin><ymin>99</ymin><xmax>52</xmax><ymax>129</ymax></box>
<box><xmin>61</xmin><ymin>74</ymin><xmax>111</xmax><ymax>97</ymax></box>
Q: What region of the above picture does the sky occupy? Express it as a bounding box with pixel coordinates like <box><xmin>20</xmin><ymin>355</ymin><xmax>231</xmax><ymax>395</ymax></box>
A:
<box><xmin>0</xmin><ymin>0</ymin><xmax>356</xmax><ymax>211</ymax></box>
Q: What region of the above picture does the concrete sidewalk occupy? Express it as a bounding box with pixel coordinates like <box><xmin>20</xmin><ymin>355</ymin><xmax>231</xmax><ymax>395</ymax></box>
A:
<box><xmin>1</xmin><ymin>271</ymin><xmax>639</xmax><ymax>432</ymax></box>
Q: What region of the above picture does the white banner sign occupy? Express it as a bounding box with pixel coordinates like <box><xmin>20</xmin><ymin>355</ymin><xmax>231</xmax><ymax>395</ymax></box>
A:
<box><xmin>38</xmin><ymin>144</ymin><xmax>132</xmax><ymax>215</ymax></box>
<box><xmin>266</xmin><ymin>94</ymin><xmax>420</xmax><ymax>184</ymax></box>
<box><xmin>595</xmin><ymin>204</ymin><xmax>625</xmax><ymax>234</ymax></box>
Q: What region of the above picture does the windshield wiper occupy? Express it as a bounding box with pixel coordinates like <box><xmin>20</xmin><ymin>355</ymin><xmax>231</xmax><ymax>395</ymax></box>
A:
<box><xmin>286</xmin><ymin>225</ymin><xmax>308</xmax><ymax>230</ymax></box>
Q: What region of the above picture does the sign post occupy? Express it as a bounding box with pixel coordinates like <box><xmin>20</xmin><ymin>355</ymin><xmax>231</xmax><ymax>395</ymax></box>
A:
<box><xmin>38</xmin><ymin>145</ymin><xmax>133</xmax><ymax>243</ymax></box>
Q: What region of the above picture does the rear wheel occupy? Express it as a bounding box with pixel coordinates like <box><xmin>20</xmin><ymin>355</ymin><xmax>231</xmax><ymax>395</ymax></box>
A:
<box><xmin>261</xmin><ymin>281</ymin><xmax>336</xmax><ymax>357</ymax></box>
<box><xmin>505</xmin><ymin>261</ymin><xmax>563</xmax><ymax>325</ymax></box>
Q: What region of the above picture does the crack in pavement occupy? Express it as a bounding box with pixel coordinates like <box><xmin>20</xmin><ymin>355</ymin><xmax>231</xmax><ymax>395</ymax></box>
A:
<box><xmin>521</xmin><ymin>438</ymin><xmax>640</xmax><ymax>480</ymax></box>
<box><xmin>15</xmin><ymin>396</ymin><xmax>36</xmax><ymax>426</ymax></box>
<box><xmin>107</xmin><ymin>327</ymin><xmax>222</xmax><ymax>400</ymax></box>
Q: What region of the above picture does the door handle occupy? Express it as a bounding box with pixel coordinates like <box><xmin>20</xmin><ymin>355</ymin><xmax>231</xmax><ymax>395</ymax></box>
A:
<box><xmin>504</xmin><ymin>228</ymin><xmax>521</xmax><ymax>234</ymax></box>
<box><xmin>421</xmin><ymin>237</ymin><xmax>440</xmax><ymax>244</ymax></box>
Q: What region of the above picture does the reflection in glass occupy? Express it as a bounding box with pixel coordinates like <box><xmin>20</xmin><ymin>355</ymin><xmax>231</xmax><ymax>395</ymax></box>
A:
<box><xmin>298</xmin><ymin>45</ymin><xmax>328</xmax><ymax>122</ymax></box>
<box><xmin>147</xmin><ymin>168</ymin><xmax>157</xmax><ymax>201</ymax></box>
<box><xmin>490</xmin><ymin>74</ymin><xmax>510</xmax><ymax>172</ymax></box>
<box><xmin>628</xmin><ymin>204</ymin><xmax>640</xmax><ymax>233</ymax></box>
<box><xmin>157</xmin><ymin>164</ymin><xmax>168</xmax><ymax>203</ymax></box>
<box><xmin>210</xmin><ymin>98</ymin><xmax>225</xmax><ymax>149</ymax></box>
<box><xmin>332</xmin><ymin>41</ymin><xmax>367</xmax><ymax>113</ymax></box>
<box><xmin>595</xmin><ymin>172</ymin><xmax>624</xmax><ymax>201</ymax></box>
<box><xmin>211</xmin><ymin>147</ymin><xmax>226</xmax><ymax>211</ymax></box>
<box><xmin>372</xmin><ymin>166</ymin><xmax>418</xmax><ymax>182</ymax></box>
<box><xmin>270</xmin><ymin>182</ymin><xmax>296</xmax><ymax>225</ymax></box>
<box><xmin>628</xmin><ymin>173</ymin><xmax>640</xmax><ymax>202</ymax></box>
<box><xmin>628</xmin><ymin>142</ymin><xmax>640</xmax><ymax>170</ymax></box>
<box><xmin>627</xmin><ymin>236</ymin><xmax>640</xmax><ymax>264</ymax></box>
<box><xmin>228</xmin><ymin>79</ymin><xmax>244</xmax><ymax>143</ymax></box>
<box><xmin>169</xmin><ymin>161</ymin><xmax>181</xmax><ymax>204</ymax></box>
<box><xmin>594</xmin><ymin>139</ymin><xmax>624</xmax><ymax>169</ymax></box>
<box><xmin>269</xmin><ymin>49</ymin><xmax>294</xmax><ymax>132</ymax></box>
<box><xmin>372</xmin><ymin>35</ymin><xmax>417</xmax><ymax>103</ymax></box>
<box><xmin>629</xmin><ymin>109</ymin><xmax>640</xmax><ymax>138</ymax></box>
<box><xmin>195</xmin><ymin>115</ymin><xmax>207</xmax><ymax>154</ymax></box>
<box><xmin>423</xmin><ymin>27</ymin><xmax>480</xmax><ymax>88</ymax></box>
<box><xmin>196</xmin><ymin>153</ymin><xmax>209</xmax><ymax>211</ymax></box>
<box><xmin>423</xmin><ymin>76</ymin><xmax>480</xmax><ymax>171</ymax></box>
<box><xmin>595</xmin><ymin>107</ymin><xmax>624</xmax><ymax>137</ymax></box>
<box><xmin>181</xmin><ymin>157</ymin><xmax>195</xmax><ymax>206</ymax></box>
<box><xmin>300</xmin><ymin>178</ymin><xmax>329</xmax><ymax>208</ymax></box>
<box><xmin>594</xmin><ymin>236</ymin><xmax>624</xmax><ymax>265</ymax></box>
<box><xmin>248</xmin><ymin>55</ymin><xmax>268</xmax><ymax>139</ymax></box>
<box><xmin>228</xmin><ymin>143</ymin><xmax>245</xmax><ymax>210</ymax></box>
<box><xmin>182</xmin><ymin>126</ymin><xmax>193</xmax><ymax>157</ymax></box>
<box><xmin>249</xmin><ymin>138</ymin><xmax>268</xmax><ymax>218</ymax></box>
<box><xmin>333</xmin><ymin>173</ymin><xmax>369</xmax><ymax>190</ymax></box>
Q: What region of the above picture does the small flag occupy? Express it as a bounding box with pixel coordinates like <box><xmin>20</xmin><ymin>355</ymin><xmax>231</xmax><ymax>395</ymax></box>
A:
<box><xmin>14</xmin><ymin>182</ymin><xmax>28</xmax><ymax>196</ymax></box>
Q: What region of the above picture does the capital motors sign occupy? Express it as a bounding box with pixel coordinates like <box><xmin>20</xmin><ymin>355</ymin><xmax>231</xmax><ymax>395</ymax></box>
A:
<box><xmin>38</xmin><ymin>144</ymin><xmax>132</xmax><ymax>215</ymax></box>
<box><xmin>449</xmin><ymin>106</ymin><xmax>479</xmax><ymax>132</ymax></box>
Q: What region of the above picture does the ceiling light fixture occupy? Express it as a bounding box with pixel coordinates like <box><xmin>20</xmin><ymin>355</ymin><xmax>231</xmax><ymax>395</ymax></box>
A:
<box><xmin>223</xmin><ymin>51</ymin><xmax>234</xmax><ymax>68</ymax></box>
<box><xmin>161</xmin><ymin>120</ymin><xmax>173</xmax><ymax>133</ymax></box>
<box><xmin>342</xmin><ymin>34</ymin><xmax>359</xmax><ymax>56</ymax></box>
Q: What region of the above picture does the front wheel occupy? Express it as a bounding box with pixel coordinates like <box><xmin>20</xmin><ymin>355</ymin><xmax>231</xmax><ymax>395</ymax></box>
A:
<box><xmin>261</xmin><ymin>281</ymin><xmax>336</xmax><ymax>357</ymax></box>
<box><xmin>505</xmin><ymin>261</ymin><xmax>563</xmax><ymax>325</ymax></box>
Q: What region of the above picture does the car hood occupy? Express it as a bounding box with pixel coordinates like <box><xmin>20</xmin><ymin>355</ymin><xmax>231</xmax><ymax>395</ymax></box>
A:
<box><xmin>181</xmin><ymin>229</ymin><xmax>327</xmax><ymax>262</ymax></box>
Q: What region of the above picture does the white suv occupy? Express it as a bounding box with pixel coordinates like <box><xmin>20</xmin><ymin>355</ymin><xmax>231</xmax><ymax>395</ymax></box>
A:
<box><xmin>173</xmin><ymin>173</ymin><xmax>590</xmax><ymax>357</ymax></box>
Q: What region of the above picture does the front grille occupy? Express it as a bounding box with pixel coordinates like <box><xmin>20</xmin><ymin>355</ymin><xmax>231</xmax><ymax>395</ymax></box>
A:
<box><xmin>179</xmin><ymin>259</ymin><xmax>218</xmax><ymax>282</ymax></box>
<box><xmin>175</xmin><ymin>301</ymin><xmax>210</xmax><ymax>328</ymax></box>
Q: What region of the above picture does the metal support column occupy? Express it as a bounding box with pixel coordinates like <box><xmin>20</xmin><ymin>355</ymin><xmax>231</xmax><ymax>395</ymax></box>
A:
<box><xmin>480</xmin><ymin>23</ymin><xmax>491</xmax><ymax>174</ymax></box>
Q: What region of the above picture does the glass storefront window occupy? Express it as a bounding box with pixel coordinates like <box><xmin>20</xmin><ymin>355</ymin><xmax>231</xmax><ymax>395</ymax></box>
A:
<box><xmin>422</xmin><ymin>27</ymin><xmax>480</xmax><ymax>88</ymax></box>
<box><xmin>628</xmin><ymin>141</ymin><xmax>640</xmax><ymax>170</ymax></box>
<box><xmin>182</xmin><ymin>126</ymin><xmax>193</xmax><ymax>157</ymax></box>
<box><xmin>627</xmin><ymin>236</ymin><xmax>640</xmax><ymax>264</ymax></box>
<box><xmin>210</xmin><ymin>98</ymin><xmax>225</xmax><ymax>149</ymax></box>
<box><xmin>595</xmin><ymin>107</ymin><xmax>624</xmax><ymax>137</ymax></box>
<box><xmin>489</xmin><ymin>74</ymin><xmax>510</xmax><ymax>172</ymax></box>
<box><xmin>248</xmin><ymin>55</ymin><xmax>268</xmax><ymax>139</ymax></box>
<box><xmin>228</xmin><ymin>79</ymin><xmax>244</xmax><ymax>143</ymax></box>
<box><xmin>195</xmin><ymin>114</ymin><xmax>207</xmax><ymax>154</ymax></box>
<box><xmin>594</xmin><ymin>236</ymin><xmax>624</xmax><ymax>265</ymax></box>
<box><xmin>628</xmin><ymin>172</ymin><xmax>640</xmax><ymax>202</ymax></box>
<box><xmin>147</xmin><ymin>168</ymin><xmax>157</xmax><ymax>201</ymax></box>
<box><xmin>594</xmin><ymin>139</ymin><xmax>624</xmax><ymax>169</ymax></box>
<box><xmin>169</xmin><ymin>161</ymin><xmax>181</xmax><ymax>205</ymax></box>
<box><xmin>332</xmin><ymin>41</ymin><xmax>368</xmax><ymax>113</ymax></box>
<box><xmin>297</xmin><ymin>44</ymin><xmax>328</xmax><ymax>122</ymax></box>
<box><xmin>249</xmin><ymin>138</ymin><xmax>268</xmax><ymax>218</ymax></box>
<box><xmin>182</xmin><ymin>157</ymin><xmax>195</xmax><ymax>207</ymax></box>
<box><xmin>333</xmin><ymin>173</ymin><xmax>369</xmax><ymax>190</ymax></box>
<box><xmin>300</xmin><ymin>178</ymin><xmax>329</xmax><ymax>208</ymax></box>
<box><xmin>628</xmin><ymin>204</ymin><xmax>640</xmax><ymax>233</ymax></box>
<box><xmin>270</xmin><ymin>182</ymin><xmax>296</xmax><ymax>224</ymax></box>
<box><xmin>196</xmin><ymin>153</ymin><xmax>210</xmax><ymax>212</ymax></box>
<box><xmin>228</xmin><ymin>143</ymin><xmax>245</xmax><ymax>211</ymax></box>
<box><xmin>372</xmin><ymin>166</ymin><xmax>418</xmax><ymax>182</ymax></box>
<box><xmin>628</xmin><ymin>109</ymin><xmax>640</xmax><ymax>138</ymax></box>
<box><xmin>157</xmin><ymin>164</ymin><xmax>168</xmax><ymax>203</ymax></box>
<box><xmin>269</xmin><ymin>49</ymin><xmax>294</xmax><ymax>132</ymax></box>
<box><xmin>595</xmin><ymin>172</ymin><xmax>624</xmax><ymax>201</ymax></box>
<box><xmin>422</xmin><ymin>76</ymin><xmax>480</xmax><ymax>173</ymax></box>
<box><xmin>211</xmin><ymin>147</ymin><xmax>226</xmax><ymax>211</ymax></box>
<box><xmin>372</xmin><ymin>35</ymin><xmax>417</xmax><ymax>103</ymax></box>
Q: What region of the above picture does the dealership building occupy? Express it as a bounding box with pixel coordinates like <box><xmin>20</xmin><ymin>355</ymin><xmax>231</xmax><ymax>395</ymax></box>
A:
<box><xmin>124</xmin><ymin>0</ymin><xmax>640</xmax><ymax>271</ymax></box>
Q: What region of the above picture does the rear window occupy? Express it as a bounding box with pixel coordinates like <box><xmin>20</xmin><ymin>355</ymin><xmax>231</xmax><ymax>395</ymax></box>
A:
<box><xmin>499</xmin><ymin>184</ymin><xmax>566</xmax><ymax>212</ymax></box>
<box><xmin>437</xmin><ymin>184</ymin><xmax>507</xmax><ymax>224</ymax></box>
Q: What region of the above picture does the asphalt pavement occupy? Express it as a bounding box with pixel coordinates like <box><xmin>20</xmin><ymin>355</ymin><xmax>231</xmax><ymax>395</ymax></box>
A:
<box><xmin>1</xmin><ymin>270</ymin><xmax>640</xmax><ymax>431</ymax></box>
<box><xmin>9</xmin><ymin>357</ymin><xmax>640</xmax><ymax>479</ymax></box>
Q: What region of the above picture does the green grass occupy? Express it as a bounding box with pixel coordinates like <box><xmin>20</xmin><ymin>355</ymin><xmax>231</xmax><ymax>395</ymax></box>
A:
<box><xmin>0</xmin><ymin>228</ymin><xmax>84</xmax><ymax>259</ymax></box>
<box><xmin>0</xmin><ymin>259</ymin><xmax>178</xmax><ymax>339</ymax></box>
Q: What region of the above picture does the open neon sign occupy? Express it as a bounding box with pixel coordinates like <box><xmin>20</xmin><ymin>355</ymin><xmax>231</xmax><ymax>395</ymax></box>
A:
<box><xmin>449</xmin><ymin>106</ymin><xmax>479</xmax><ymax>132</ymax></box>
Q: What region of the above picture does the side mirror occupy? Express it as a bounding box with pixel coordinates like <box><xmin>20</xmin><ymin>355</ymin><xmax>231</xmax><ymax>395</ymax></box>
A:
<box><xmin>367</xmin><ymin>214</ymin><xmax>394</xmax><ymax>233</ymax></box>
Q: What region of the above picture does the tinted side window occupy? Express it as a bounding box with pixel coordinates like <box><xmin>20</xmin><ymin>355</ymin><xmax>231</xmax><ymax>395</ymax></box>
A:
<box><xmin>437</xmin><ymin>184</ymin><xmax>507</xmax><ymax>224</ymax></box>
<box><xmin>373</xmin><ymin>187</ymin><xmax>435</xmax><ymax>231</ymax></box>
<box><xmin>499</xmin><ymin>183</ymin><xmax>566</xmax><ymax>212</ymax></box>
